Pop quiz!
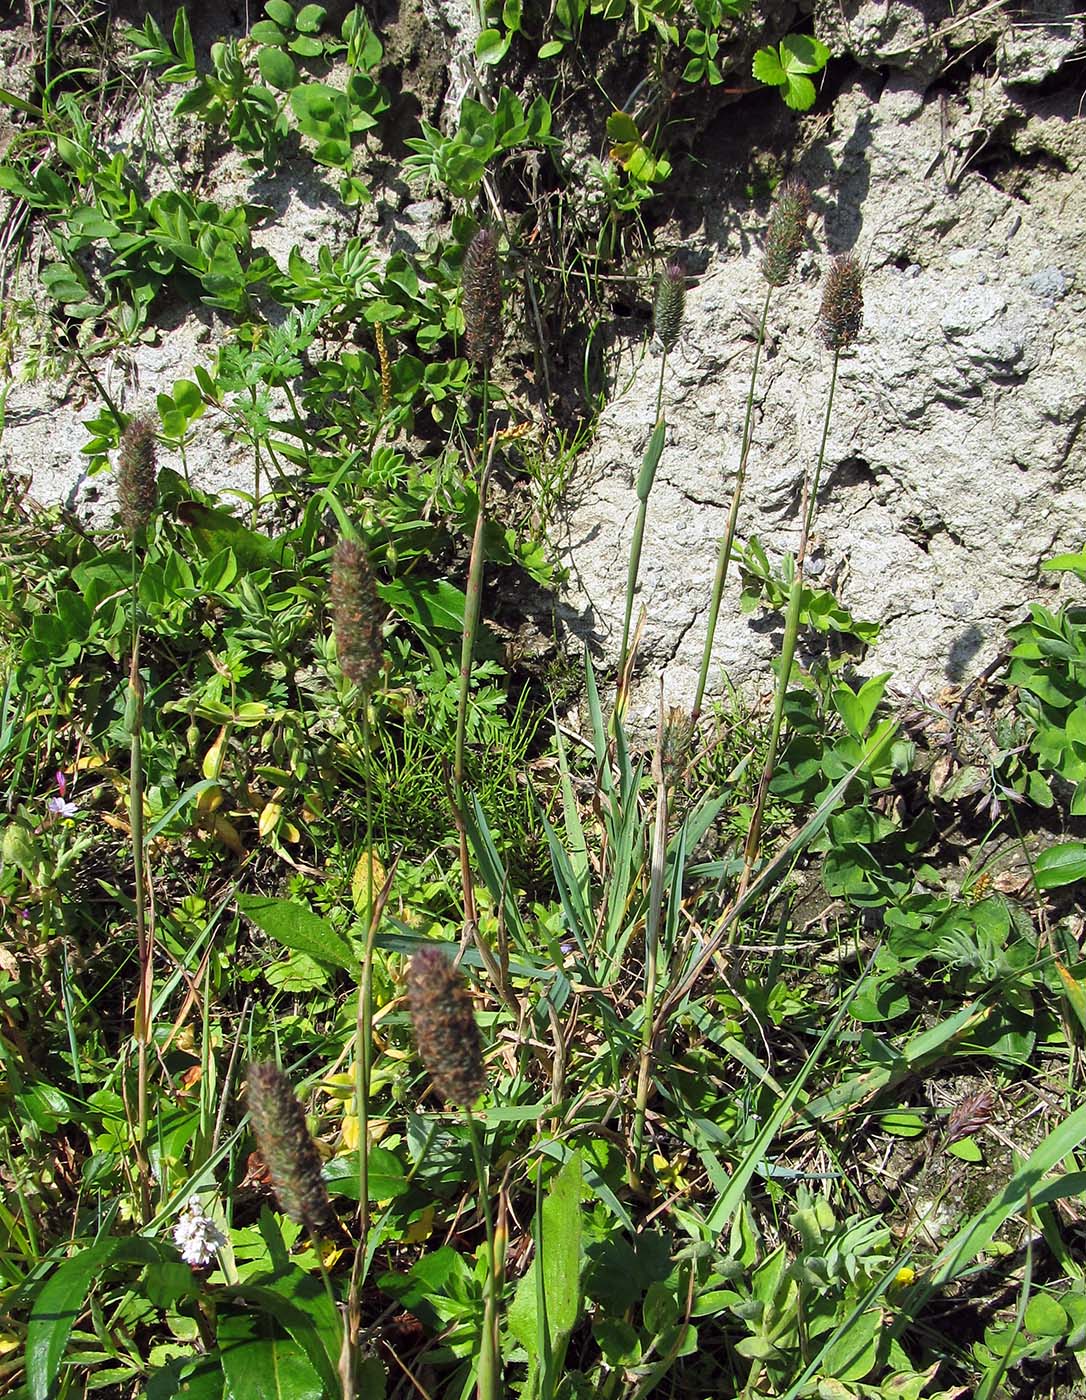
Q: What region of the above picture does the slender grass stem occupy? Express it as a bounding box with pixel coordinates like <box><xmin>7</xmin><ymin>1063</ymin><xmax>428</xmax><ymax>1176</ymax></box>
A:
<box><xmin>735</xmin><ymin>351</ymin><xmax>841</xmax><ymax>924</ymax></box>
<box><xmin>692</xmin><ymin>284</ymin><xmax>773</xmax><ymax>721</ymax></box>
<box><xmin>464</xmin><ymin>1109</ymin><xmax>501</xmax><ymax>1400</ymax></box>
<box><xmin>454</xmin><ymin>437</ymin><xmax>496</xmax><ymax>810</ymax></box>
<box><xmin>348</xmin><ymin>706</ymin><xmax>376</xmax><ymax>1361</ymax></box>
<box><xmin>617</xmin><ymin>352</ymin><xmax>668</xmax><ymax>699</ymax></box>
<box><xmin>127</xmin><ymin>537</ymin><xmax>152</xmax><ymax>1222</ymax></box>
<box><xmin>632</xmin><ymin>726</ymin><xmax>670</xmax><ymax>1177</ymax></box>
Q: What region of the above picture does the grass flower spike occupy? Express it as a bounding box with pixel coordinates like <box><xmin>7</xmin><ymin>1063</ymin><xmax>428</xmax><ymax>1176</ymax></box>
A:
<box><xmin>653</xmin><ymin>261</ymin><xmax>686</xmax><ymax>352</ymax></box>
<box><xmin>761</xmin><ymin>177</ymin><xmax>810</xmax><ymax>287</ymax></box>
<box><xmin>117</xmin><ymin>415</ymin><xmax>158</xmax><ymax>539</ymax></box>
<box><xmin>247</xmin><ymin>1061</ymin><xmax>348</xmax><ymax>1244</ymax></box>
<box><xmin>330</xmin><ymin>536</ymin><xmax>383</xmax><ymax>694</ymax></box>
<box><xmin>462</xmin><ymin>226</ymin><xmax>503</xmax><ymax>367</ymax></box>
<box><xmin>820</xmin><ymin>253</ymin><xmax>864</xmax><ymax>351</ymax></box>
<box><xmin>406</xmin><ymin>947</ymin><xmax>486</xmax><ymax>1107</ymax></box>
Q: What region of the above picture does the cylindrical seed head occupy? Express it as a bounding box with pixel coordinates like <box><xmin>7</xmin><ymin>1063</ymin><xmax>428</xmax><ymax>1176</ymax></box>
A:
<box><xmin>117</xmin><ymin>416</ymin><xmax>158</xmax><ymax>539</ymax></box>
<box><xmin>653</xmin><ymin>261</ymin><xmax>686</xmax><ymax>353</ymax></box>
<box><xmin>819</xmin><ymin>254</ymin><xmax>864</xmax><ymax>352</ymax></box>
<box><xmin>246</xmin><ymin>1062</ymin><xmax>348</xmax><ymax>1244</ymax></box>
<box><xmin>406</xmin><ymin>947</ymin><xmax>486</xmax><ymax>1108</ymax></box>
<box><xmin>761</xmin><ymin>177</ymin><xmax>810</xmax><ymax>287</ymax></box>
<box><xmin>330</xmin><ymin>536</ymin><xmax>384</xmax><ymax>694</ymax></box>
<box><xmin>462</xmin><ymin>227</ymin><xmax>503</xmax><ymax>367</ymax></box>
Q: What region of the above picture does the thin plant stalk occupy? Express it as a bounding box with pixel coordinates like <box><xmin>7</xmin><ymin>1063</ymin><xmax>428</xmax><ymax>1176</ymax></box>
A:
<box><xmin>348</xmin><ymin>706</ymin><xmax>376</xmax><ymax>1359</ymax></box>
<box><xmin>454</xmin><ymin>438</ymin><xmax>497</xmax><ymax>923</ymax></box>
<box><xmin>126</xmin><ymin>540</ymin><xmax>153</xmax><ymax>1222</ymax></box>
<box><xmin>692</xmin><ymin>283</ymin><xmax>773</xmax><ymax>721</ymax></box>
<box><xmin>465</xmin><ymin>1109</ymin><xmax>502</xmax><ymax>1400</ymax></box>
<box><xmin>735</xmin><ymin>351</ymin><xmax>840</xmax><ymax>918</ymax></box>
<box><xmin>631</xmin><ymin>713</ymin><xmax>670</xmax><ymax>1176</ymax></box>
<box><xmin>617</xmin><ymin>352</ymin><xmax>668</xmax><ymax>692</ymax></box>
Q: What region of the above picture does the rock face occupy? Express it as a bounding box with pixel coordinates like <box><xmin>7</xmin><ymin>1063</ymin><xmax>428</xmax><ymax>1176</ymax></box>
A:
<box><xmin>557</xmin><ymin>8</ymin><xmax>1086</xmax><ymax>720</ymax></box>
<box><xmin>3</xmin><ymin>0</ymin><xmax>1083</xmax><ymax>724</ymax></box>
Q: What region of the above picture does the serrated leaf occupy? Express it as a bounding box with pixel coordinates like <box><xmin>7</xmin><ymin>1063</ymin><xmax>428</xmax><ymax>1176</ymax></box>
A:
<box><xmin>606</xmin><ymin>110</ymin><xmax>641</xmax><ymax>144</ymax></box>
<box><xmin>752</xmin><ymin>45</ymin><xmax>787</xmax><ymax>86</ymax></box>
<box><xmin>782</xmin><ymin>73</ymin><xmax>817</xmax><ymax>110</ymax></box>
<box><xmin>780</xmin><ymin>33</ymin><xmax>831</xmax><ymax>74</ymax></box>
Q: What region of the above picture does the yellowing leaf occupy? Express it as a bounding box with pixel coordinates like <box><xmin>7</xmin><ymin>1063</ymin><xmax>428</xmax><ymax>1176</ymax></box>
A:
<box><xmin>202</xmin><ymin>726</ymin><xmax>229</xmax><ymax>781</ymax></box>
<box><xmin>1056</xmin><ymin>959</ymin><xmax>1086</xmax><ymax>1036</ymax></box>
<box><xmin>352</xmin><ymin>849</ymin><xmax>387</xmax><ymax>913</ymax></box>
<box><xmin>209</xmin><ymin>813</ymin><xmax>245</xmax><ymax>857</ymax></box>
<box><xmin>403</xmin><ymin>1203</ymin><xmax>435</xmax><ymax>1243</ymax></box>
<box><xmin>196</xmin><ymin>784</ymin><xmax>224</xmax><ymax>814</ymax></box>
<box><xmin>258</xmin><ymin>800</ymin><xmax>283</xmax><ymax>838</ymax></box>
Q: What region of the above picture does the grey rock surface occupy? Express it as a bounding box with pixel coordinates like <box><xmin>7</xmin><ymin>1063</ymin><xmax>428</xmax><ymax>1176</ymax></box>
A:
<box><xmin>557</xmin><ymin>71</ymin><xmax>1086</xmax><ymax>719</ymax></box>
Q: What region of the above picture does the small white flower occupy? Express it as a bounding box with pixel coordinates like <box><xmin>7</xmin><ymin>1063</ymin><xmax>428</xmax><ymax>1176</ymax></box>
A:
<box><xmin>173</xmin><ymin>1196</ymin><xmax>226</xmax><ymax>1268</ymax></box>
<box><xmin>46</xmin><ymin>796</ymin><xmax>79</xmax><ymax>818</ymax></box>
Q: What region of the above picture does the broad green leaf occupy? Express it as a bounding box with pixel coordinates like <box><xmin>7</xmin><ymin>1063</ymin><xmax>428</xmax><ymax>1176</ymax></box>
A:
<box><xmin>324</xmin><ymin>1146</ymin><xmax>409</xmax><ymax>1200</ymax></box>
<box><xmin>229</xmin><ymin>1270</ymin><xmax>342</xmax><ymax>1397</ymax></box>
<box><xmin>265</xmin><ymin>0</ymin><xmax>296</xmax><ymax>25</ymax></box>
<box><xmin>1035</xmin><ymin>841</ymin><xmax>1086</xmax><ymax>889</ymax></box>
<box><xmin>475</xmin><ymin>28</ymin><xmax>510</xmax><ymax>64</ymax></box>
<box><xmin>237</xmin><ymin>894</ymin><xmax>354</xmax><ymax>970</ymax></box>
<box><xmin>1025</xmin><ymin>1293</ymin><xmax>1068</xmax><ymax>1337</ymax></box>
<box><xmin>378</xmin><ymin>576</ymin><xmax>466</xmax><ymax>635</ymax></box>
<box><xmin>258</xmin><ymin>45</ymin><xmax>299</xmax><ymax>90</ymax></box>
<box><xmin>28</xmin><ymin>1239</ymin><xmax>122</xmax><ymax>1399</ymax></box>
<box><xmin>295</xmin><ymin>3</ymin><xmax>327</xmax><ymax>32</ymax></box>
<box><xmin>217</xmin><ymin>1313</ymin><xmax>324</xmax><ymax>1400</ymax></box>
<box><xmin>509</xmin><ymin>1153</ymin><xmax>583</xmax><ymax>1397</ymax></box>
<box><xmin>819</xmin><ymin>1307</ymin><xmax>880</xmax><ymax>1381</ymax></box>
<box><xmin>28</xmin><ymin>1239</ymin><xmax>160</xmax><ymax>1400</ymax></box>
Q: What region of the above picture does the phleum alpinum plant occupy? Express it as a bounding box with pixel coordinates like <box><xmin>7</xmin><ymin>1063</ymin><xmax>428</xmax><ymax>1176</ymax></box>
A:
<box><xmin>7</xmin><ymin>8</ymin><xmax>1086</xmax><ymax>1400</ymax></box>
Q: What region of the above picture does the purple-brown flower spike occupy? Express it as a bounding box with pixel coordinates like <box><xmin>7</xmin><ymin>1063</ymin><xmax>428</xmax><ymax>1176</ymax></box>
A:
<box><xmin>117</xmin><ymin>416</ymin><xmax>158</xmax><ymax>540</ymax></box>
<box><xmin>653</xmin><ymin>261</ymin><xmax>686</xmax><ymax>353</ymax></box>
<box><xmin>246</xmin><ymin>1062</ymin><xmax>349</xmax><ymax>1245</ymax></box>
<box><xmin>820</xmin><ymin>254</ymin><xmax>864</xmax><ymax>352</ymax></box>
<box><xmin>761</xmin><ymin>178</ymin><xmax>810</xmax><ymax>287</ymax></box>
<box><xmin>330</xmin><ymin>536</ymin><xmax>384</xmax><ymax>694</ymax></box>
<box><xmin>406</xmin><ymin>947</ymin><xmax>486</xmax><ymax>1108</ymax></box>
<box><xmin>462</xmin><ymin>227</ymin><xmax>503</xmax><ymax>367</ymax></box>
